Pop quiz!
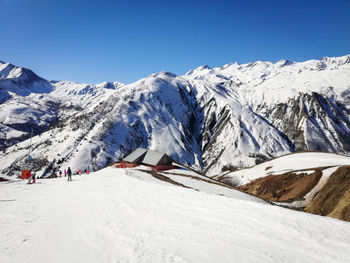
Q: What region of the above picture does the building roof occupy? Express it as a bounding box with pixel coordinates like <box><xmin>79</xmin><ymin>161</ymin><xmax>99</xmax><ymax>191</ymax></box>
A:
<box><xmin>123</xmin><ymin>148</ymin><xmax>147</xmax><ymax>163</ymax></box>
<box><xmin>142</xmin><ymin>150</ymin><xmax>165</xmax><ymax>166</ymax></box>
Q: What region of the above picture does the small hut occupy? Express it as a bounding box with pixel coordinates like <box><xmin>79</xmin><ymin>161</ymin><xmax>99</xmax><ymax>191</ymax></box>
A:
<box><xmin>121</xmin><ymin>148</ymin><xmax>174</xmax><ymax>171</ymax></box>
<box><xmin>123</xmin><ymin>148</ymin><xmax>147</xmax><ymax>164</ymax></box>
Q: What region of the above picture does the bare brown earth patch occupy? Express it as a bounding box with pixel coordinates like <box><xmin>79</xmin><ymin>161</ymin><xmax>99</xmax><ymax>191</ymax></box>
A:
<box><xmin>238</xmin><ymin>169</ymin><xmax>323</xmax><ymax>203</ymax></box>
<box><xmin>305</xmin><ymin>166</ymin><xmax>350</xmax><ymax>221</ymax></box>
<box><xmin>145</xmin><ymin>171</ymin><xmax>192</xmax><ymax>189</ymax></box>
<box><xmin>162</xmin><ymin>171</ymin><xmax>236</xmax><ymax>190</ymax></box>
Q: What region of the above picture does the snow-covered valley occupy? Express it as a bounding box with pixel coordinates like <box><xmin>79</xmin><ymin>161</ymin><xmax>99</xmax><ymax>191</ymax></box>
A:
<box><xmin>1</xmin><ymin>167</ymin><xmax>350</xmax><ymax>263</ymax></box>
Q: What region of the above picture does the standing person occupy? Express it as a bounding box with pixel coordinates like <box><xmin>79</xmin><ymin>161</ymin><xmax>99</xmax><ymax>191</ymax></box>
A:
<box><xmin>27</xmin><ymin>170</ymin><xmax>32</xmax><ymax>184</ymax></box>
<box><xmin>59</xmin><ymin>170</ymin><xmax>62</xmax><ymax>177</ymax></box>
<box><xmin>21</xmin><ymin>170</ymin><xmax>28</xmax><ymax>180</ymax></box>
<box><xmin>32</xmin><ymin>173</ymin><xmax>36</xmax><ymax>183</ymax></box>
<box><xmin>64</xmin><ymin>169</ymin><xmax>66</xmax><ymax>177</ymax></box>
<box><xmin>67</xmin><ymin>167</ymin><xmax>72</xmax><ymax>181</ymax></box>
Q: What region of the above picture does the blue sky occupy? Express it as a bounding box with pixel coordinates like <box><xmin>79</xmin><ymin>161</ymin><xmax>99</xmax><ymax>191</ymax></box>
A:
<box><xmin>1</xmin><ymin>0</ymin><xmax>350</xmax><ymax>84</ymax></box>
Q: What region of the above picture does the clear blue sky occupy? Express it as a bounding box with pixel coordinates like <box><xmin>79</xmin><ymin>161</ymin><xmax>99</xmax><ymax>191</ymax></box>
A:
<box><xmin>1</xmin><ymin>0</ymin><xmax>350</xmax><ymax>84</ymax></box>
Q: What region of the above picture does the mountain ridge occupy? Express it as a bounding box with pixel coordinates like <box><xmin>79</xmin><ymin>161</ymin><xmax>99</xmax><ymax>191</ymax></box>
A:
<box><xmin>0</xmin><ymin>55</ymin><xmax>350</xmax><ymax>178</ymax></box>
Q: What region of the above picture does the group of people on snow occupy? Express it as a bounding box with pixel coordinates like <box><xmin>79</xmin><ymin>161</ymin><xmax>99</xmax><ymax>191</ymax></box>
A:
<box><xmin>21</xmin><ymin>166</ymin><xmax>91</xmax><ymax>184</ymax></box>
<box><xmin>21</xmin><ymin>169</ymin><xmax>36</xmax><ymax>184</ymax></box>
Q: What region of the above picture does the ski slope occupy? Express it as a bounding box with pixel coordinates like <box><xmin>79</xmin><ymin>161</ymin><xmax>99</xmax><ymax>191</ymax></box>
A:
<box><xmin>1</xmin><ymin>167</ymin><xmax>350</xmax><ymax>263</ymax></box>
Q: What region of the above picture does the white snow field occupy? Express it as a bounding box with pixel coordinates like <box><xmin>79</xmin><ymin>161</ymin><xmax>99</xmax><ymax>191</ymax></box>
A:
<box><xmin>1</xmin><ymin>167</ymin><xmax>350</xmax><ymax>263</ymax></box>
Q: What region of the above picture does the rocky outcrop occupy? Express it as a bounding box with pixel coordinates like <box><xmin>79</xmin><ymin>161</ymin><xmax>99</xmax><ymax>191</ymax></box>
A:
<box><xmin>305</xmin><ymin>166</ymin><xmax>350</xmax><ymax>221</ymax></box>
<box><xmin>238</xmin><ymin>169</ymin><xmax>323</xmax><ymax>202</ymax></box>
<box><xmin>258</xmin><ymin>92</ymin><xmax>350</xmax><ymax>153</ymax></box>
<box><xmin>237</xmin><ymin>166</ymin><xmax>350</xmax><ymax>221</ymax></box>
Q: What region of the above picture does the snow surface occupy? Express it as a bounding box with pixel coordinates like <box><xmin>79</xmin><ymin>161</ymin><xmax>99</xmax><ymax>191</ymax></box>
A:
<box><xmin>1</xmin><ymin>166</ymin><xmax>350</xmax><ymax>263</ymax></box>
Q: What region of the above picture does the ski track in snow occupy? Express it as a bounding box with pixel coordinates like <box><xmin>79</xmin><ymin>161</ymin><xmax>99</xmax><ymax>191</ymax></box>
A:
<box><xmin>1</xmin><ymin>167</ymin><xmax>350</xmax><ymax>263</ymax></box>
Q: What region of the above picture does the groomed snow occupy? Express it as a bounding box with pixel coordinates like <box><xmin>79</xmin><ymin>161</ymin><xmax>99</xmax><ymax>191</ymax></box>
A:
<box><xmin>1</xmin><ymin>167</ymin><xmax>350</xmax><ymax>263</ymax></box>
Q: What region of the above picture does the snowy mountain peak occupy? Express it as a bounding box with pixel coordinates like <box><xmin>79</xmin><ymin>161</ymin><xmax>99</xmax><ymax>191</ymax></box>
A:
<box><xmin>220</xmin><ymin>62</ymin><xmax>240</xmax><ymax>70</ymax></box>
<box><xmin>151</xmin><ymin>71</ymin><xmax>178</xmax><ymax>79</ymax></box>
<box><xmin>0</xmin><ymin>61</ymin><xmax>46</xmax><ymax>83</ymax></box>
<box><xmin>197</xmin><ymin>64</ymin><xmax>211</xmax><ymax>70</ymax></box>
<box><xmin>185</xmin><ymin>64</ymin><xmax>212</xmax><ymax>76</ymax></box>
<box><xmin>95</xmin><ymin>81</ymin><xmax>124</xmax><ymax>90</ymax></box>
<box><xmin>0</xmin><ymin>61</ymin><xmax>20</xmax><ymax>79</ymax></box>
<box><xmin>275</xmin><ymin>59</ymin><xmax>295</xmax><ymax>67</ymax></box>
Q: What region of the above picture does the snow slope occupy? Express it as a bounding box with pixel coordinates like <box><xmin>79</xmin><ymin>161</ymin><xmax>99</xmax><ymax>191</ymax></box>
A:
<box><xmin>1</xmin><ymin>166</ymin><xmax>350</xmax><ymax>263</ymax></box>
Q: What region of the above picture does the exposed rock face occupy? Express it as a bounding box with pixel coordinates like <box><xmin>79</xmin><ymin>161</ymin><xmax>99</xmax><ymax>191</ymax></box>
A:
<box><xmin>237</xmin><ymin>166</ymin><xmax>350</xmax><ymax>221</ymax></box>
<box><xmin>258</xmin><ymin>92</ymin><xmax>350</xmax><ymax>153</ymax></box>
<box><xmin>305</xmin><ymin>166</ymin><xmax>350</xmax><ymax>221</ymax></box>
<box><xmin>238</xmin><ymin>169</ymin><xmax>323</xmax><ymax>202</ymax></box>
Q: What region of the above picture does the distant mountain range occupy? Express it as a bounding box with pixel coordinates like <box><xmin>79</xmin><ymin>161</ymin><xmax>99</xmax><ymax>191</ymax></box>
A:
<box><xmin>1</xmin><ymin>54</ymin><xmax>350</xmax><ymax>178</ymax></box>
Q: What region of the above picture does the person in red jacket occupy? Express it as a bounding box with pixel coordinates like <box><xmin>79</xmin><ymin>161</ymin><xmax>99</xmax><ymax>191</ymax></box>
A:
<box><xmin>21</xmin><ymin>170</ymin><xmax>28</xmax><ymax>180</ymax></box>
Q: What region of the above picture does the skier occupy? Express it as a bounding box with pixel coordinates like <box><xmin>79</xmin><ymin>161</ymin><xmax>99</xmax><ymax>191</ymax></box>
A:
<box><xmin>32</xmin><ymin>173</ymin><xmax>36</xmax><ymax>183</ymax></box>
<box><xmin>59</xmin><ymin>170</ymin><xmax>62</xmax><ymax>177</ymax></box>
<box><xmin>67</xmin><ymin>167</ymin><xmax>72</xmax><ymax>181</ymax></box>
<box><xmin>64</xmin><ymin>169</ymin><xmax>66</xmax><ymax>177</ymax></box>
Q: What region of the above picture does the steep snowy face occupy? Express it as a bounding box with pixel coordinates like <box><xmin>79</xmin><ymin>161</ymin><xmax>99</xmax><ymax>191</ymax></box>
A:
<box><xmin>74</xmin><ymin>72</ymin><xmax>203</xmax><ymax>170</ymax></box>
<box><xmin>183</xmin><ymin>54</ymin><xmax>350</xmax><ymax>174</ymax></box>
<box><xmin>258</xmin><ymin>92</ymin><xmax>350</xmax><ymax>153</ymax></box>
<box><xmin>185</xmin><ymin>79</ymin><xmax>293</xmax><ymax>175</ymax></box>
<box><xmin>0</xmin><ymin>73</ymin><xmax>205</xmax><ymax>176</ymax></box>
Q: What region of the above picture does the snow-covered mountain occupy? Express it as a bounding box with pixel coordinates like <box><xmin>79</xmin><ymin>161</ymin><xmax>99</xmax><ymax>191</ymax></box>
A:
<box><xmin>0</xmin><ymin>55</ymin><xmax>350</xmax><ymax>178</ymax></box>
